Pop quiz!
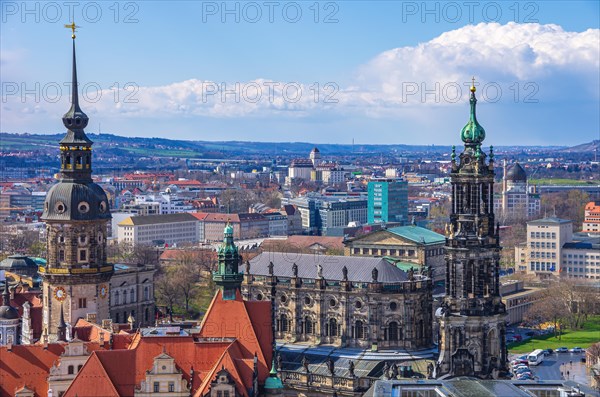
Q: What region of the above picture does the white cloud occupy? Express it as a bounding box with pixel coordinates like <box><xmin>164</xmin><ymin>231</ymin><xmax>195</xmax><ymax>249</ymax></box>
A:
<box><xmin>1</xmin><ymin>22</ymin><xmax>598</xmax><ymax>130</ymax></box>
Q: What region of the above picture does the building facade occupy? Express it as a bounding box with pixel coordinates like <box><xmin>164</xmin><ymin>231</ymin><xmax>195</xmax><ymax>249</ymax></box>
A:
<box><xmin>117</xmin><ymin>213</ymin><xmax>199</xmax><ymax>246</ymax></box>
<box><xmin>368</xmin><ymin>178</ymin><xmax>409</xmax><ymax>225</ymax></box>
<box><xmin>343</xmin><ymin>226</ymin><xmax>446</xmax><ymax>283</ymax></box>
<box><xmin>243</xmin><ymin>252</ymin><xmax>433</xmax><ymax>350</ymax></box>
<box><xmin>40</xmin><ymin>35</ymin><xmax>113</xmax><ymax>342</ymax></box>
<box><xmin>583</xmin><ymin>201</ymin><xmax>600</xmax><ymax>233</ymax></box>
<box><xmin>109</xmin><ymin>263</ymin><xmax>155</xmax><ymax>326</ymax></box>
<box><xmin>436</xmin><ymin>83</ymin><xmax>507</xmax><ymax>379</ymax></box>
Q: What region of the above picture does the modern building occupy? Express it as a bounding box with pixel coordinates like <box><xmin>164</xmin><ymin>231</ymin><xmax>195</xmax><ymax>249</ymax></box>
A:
<box><xmin>494</xmin><ymin>160</ymin><xmax>541</xmax><ymax>221</ymax></box>
<box><xmin>367</xmin><ymin>177</ymin><xmax>408</xmax><ymax>225</ymax></box>
<box><xmin>282</xmin><ymin>194</ymin><xmax>367</xmax><ymax>236</ymax></box>
<box><xmin>243</xmin><ymin>252</ymin><xmax>433</xmax><ymax>350</ymax></box>
<box><xmin>343</xmin><ymin>225</ymin><xmax>446</xmax><ymax>283</ymax></box>
<box><xmin>436</xmin><ymin>82</ymin><xmax>507</xmax><ymax>379</ymax></box>
<box><xmin>500</xmin><ymin>280</ymin><xmax>544</xmax><ymax>325</ymax></box>
<box><xmin>117</xmin><ymin>213</ymin><xmax>199</xmax><ymax>246</ymax></box>
<box><xmin>583</xmin><ymin>201</ymin><xmax>600</xmax><ymax>233</ymax></box>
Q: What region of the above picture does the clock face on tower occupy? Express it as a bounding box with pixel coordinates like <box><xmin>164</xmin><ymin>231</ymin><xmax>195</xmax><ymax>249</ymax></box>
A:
<box><xmin>54</xmin><ymin>286</ymin><xmax>66</xmax><ymax>302</ymax></box>
<box><xmin>99</xmin><ymin>284</ymin><xmax>108</xmax><ymax>299</ymax></box>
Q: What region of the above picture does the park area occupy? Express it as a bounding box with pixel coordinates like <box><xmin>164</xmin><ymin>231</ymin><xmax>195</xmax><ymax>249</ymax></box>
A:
<box><xmin>508</xmin><ymin>316</ymin><xmax>600</xmax><ymax>354</ymax></box>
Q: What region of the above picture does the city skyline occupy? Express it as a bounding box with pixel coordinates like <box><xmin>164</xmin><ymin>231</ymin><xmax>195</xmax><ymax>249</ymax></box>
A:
<box><xmin>1</xmin><ymin>1</ymin><xmax>599</xmax><ymax>146</ymax></box>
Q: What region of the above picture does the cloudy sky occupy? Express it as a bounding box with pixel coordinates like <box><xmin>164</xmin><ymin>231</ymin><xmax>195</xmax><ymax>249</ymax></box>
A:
<box><xmin>1</xmin><ymin>1</ymin><xmax>599</xmax><ymax>146</ymax></box>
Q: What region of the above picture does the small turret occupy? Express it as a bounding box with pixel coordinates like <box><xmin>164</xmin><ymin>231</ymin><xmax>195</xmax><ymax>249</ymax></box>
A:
<box><xmin>213</xmin><ymin>222</ymin><xmax>244</xmax><ymax>300</ymax></box>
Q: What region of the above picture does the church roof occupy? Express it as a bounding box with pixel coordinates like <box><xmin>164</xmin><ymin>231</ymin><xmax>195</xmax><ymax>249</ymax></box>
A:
<box><xmin>249</xmin><ymin>252</ymin><xmax>408</xmax><ymax>283</ymax></box>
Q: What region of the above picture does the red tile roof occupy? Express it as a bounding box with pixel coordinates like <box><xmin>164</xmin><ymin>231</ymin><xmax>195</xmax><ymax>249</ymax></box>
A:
<box><xmin>0</xmin><ymin>344</ymin><xmax>64</xmax><ymax>397</ymax></box>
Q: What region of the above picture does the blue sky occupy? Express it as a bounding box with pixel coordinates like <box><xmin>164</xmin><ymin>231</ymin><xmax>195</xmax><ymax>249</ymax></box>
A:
<box><xmin>1</xmin><ymin>1</ymin><xmax>599</xmax><ymax>146</ymax></box>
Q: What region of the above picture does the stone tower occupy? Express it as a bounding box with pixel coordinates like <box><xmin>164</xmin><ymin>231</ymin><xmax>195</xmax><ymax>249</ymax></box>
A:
<box><xmin>40</xmin><ymin>29</ymin><xmax>112</xmax><ymax>341</ymax></box>
<box><xmin>436</xmin><ymin>81</ymin><xmax>507</xmax><ymax>379</ymax></box>
<box><xmin>213</xmin><ymin>222</ymin><xmax>244</xmax><ymax>300</ymax></box>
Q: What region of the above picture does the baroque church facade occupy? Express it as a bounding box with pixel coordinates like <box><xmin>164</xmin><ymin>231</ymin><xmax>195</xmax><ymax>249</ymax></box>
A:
<box><xmin>436</xmin><ymin>82</ymin><xmax>508</xmax><ymax>378</ymax></box>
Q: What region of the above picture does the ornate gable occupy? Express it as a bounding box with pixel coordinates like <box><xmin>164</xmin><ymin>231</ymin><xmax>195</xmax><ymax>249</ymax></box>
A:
<box><xmin>347</xmin><ymin>231</ymin><xmax>414</xmax><ymax>247</ymax></box>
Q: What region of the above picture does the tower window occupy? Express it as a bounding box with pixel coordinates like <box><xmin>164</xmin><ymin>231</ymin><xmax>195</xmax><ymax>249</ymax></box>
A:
<box><xmin>153</xmin><ymin>382</ymin><xmax>159</xmax><ymax>392</ymax></box>
<box><xmin>59</xmin><ymin>250</ymin><xmax>65</xmax><ymax>261</ymax></box>
<box><xmin>79</xmin><ymin>249</ymin><xmax>87</xmax><ymax>261</ymax></box>
<box><xmin>68</xmin><ymin>365</ymin><xmax>74</xmax><ymax>375</ymax></box>
<box><xmin>78</xmin><ymin>298</ymin><xmax>87</xmax><ymax>309</ymax></box>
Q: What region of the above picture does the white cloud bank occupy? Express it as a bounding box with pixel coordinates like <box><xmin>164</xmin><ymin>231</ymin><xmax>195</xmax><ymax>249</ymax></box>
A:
<box><xmin>2</xmin><ymin>22</ymin><xmax>599</xmax><ymax>129</ymax></box>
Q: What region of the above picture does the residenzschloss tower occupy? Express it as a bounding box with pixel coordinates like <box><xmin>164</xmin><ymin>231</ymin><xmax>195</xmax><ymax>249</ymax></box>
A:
<box><xmin>40</xmin><ymin>26</ymin><xmax>113</xmax><ymax>341</ymax></box>
<box><xmin>436</xmin><ymin>81</ymin><xmax>508</xmax><ymax>379</ymax></box>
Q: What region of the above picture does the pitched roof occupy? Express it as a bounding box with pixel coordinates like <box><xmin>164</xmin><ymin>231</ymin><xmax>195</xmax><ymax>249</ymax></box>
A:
<box><xmin>262</xmin><ymin>235</ymin><xmax>344</xmax><ymax>252</ymax></box>
<box><xmin>387</xmin><ymin>225</ymin><xmax>445</xmax><ymax>245</ymax></box>
<box><xmin>528</xmin><ymin>217</ymin><xmax>572</xmax><ymax>225</ymax></box>
<box><xmin>118</xmin><ymin>212</ymin><xmax>197</xmax><ymax>226</ymax></box>
<box><xmin>63</xmin><ymin>352</ymin><xmax>121</xmax><ymax>397</ymax></box>
<box><xmin>0</xmin><ymin>344</ymin><xmax>65</xmax><ymax>397</ymax></box>
<box><xmin>249</xmin><ymin>252</ymin><xmax>408</xmax><ymax>283</ymax></box>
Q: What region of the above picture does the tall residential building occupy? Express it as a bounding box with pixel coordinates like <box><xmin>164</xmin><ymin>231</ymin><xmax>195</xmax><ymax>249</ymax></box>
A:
<box><xmin>583</xmin><ymin>201</ymin><xmax>600</xmax><ymax>233</ymax></box>
<box><xmin>436</xmin><ymin>82</ymin><xmax>507</xmax><ymax>379</ymax></box>
<box><xmin>40</xmin><ymin>32</ymin><xmax>113</xmax><ymax>341</ymax></box>
<box><xmin>494</xmin><ymin>160</ymin><xmax>541</xmax><ymax>221</ymax></box>
<box><xmin>367</xmin><ymin>177</ymin><xmax>408</xmax><ymax>224</ymax></box>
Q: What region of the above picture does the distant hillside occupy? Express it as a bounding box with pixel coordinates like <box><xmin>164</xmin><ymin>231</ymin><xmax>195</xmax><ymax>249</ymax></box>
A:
<box><xmin>559</xmin><ymin>140</ymin><xmax>600</xmax><ymax>153</ymax></box>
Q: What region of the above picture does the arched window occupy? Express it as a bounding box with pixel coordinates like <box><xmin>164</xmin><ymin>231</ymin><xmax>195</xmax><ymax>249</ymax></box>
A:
<box><xmin>77</xmin><ymin>365</ymin><xmax>83</xmax><ymax>372</ymax></box>
<box><xmin>329</xmin><ymin>318</ymin><xmax>338</xmax><ymax>337</ymax></box>
<box><xmin>68</xmin><ymin>365</ymin><xmax>74</xmax><ymax>375</ymax></box>
<box><xmin>144</xmin><ymin>286</ymin><xmax>149</xmax><ymax>300</ymax></box>
<box><xmin>389</xmin><ymin>322</ymin><xmax>399</xmax><ymax>341</ymax></box>
<box><xmin>279</xmin><ymin>314</ymin><xmax>289</xmax><ymax>333</ymax></box>
<box><xmin>304</xmin><ymin>317</ymin><xmax>313</xmax><ymax>335</ymax></box>
<box><xmin>355</xmin><ymin>320</ymin><xmax>364</xmax><ymax>339</ymax></box>
<box><xmin>116</xmin><ymin>313</ymin><xmax>120</xmax><ymax>323</ymax></box>
<box><xmin>115</xmin><ymin>291</ymin><xmax>120</xmax><ymax>305</ymax></box>
<box><xmin>130</xmin><ymin>289</ymin><xmax>135</xmax><ymax>303</ymax></box>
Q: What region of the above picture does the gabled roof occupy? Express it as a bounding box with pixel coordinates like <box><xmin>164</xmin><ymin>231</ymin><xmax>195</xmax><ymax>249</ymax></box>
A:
<box><xmin>528</xmin><ymin>217</ymin><xmax>572</xmax><ymax>225</ymax></box>
<box><xmin>63</xmin><ymin>352</ymin><xmax>121</xmax><ymax>397</ymax></box>
<box><xmin>0</xmin><ymin>344</ymin><xmax>65</xmax><ymax>397</ymax></box>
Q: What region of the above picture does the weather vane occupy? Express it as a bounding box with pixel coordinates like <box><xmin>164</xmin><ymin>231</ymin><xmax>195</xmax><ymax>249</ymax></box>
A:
<box><xmin>64</xmin><ymin>21</ymin><xmax>80</xmax><ymax>39</ymax></box>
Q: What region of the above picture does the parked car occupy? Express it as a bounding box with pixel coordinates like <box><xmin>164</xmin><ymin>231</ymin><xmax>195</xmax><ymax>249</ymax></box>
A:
<box><xmin>511</xmin><ymin>359</ymin><xmax>528</xmax><ymax>366</ymax></box>
<box><xmin>518</xmin><ymin>355</ymin><xmax>528</xmax><ymax>360</ymax></box>
<box><xmin>515</xmin><ymin>367</ymin><xmax>532</xmax><ymax>374</ymax></box>
<box><xmin>513</xmin><ymin>366</ymin><xmax>530</xmax><ymax>372</ymax></box>
<box><xmin>556</xmin><ymin>347</ymin><xmax>569</xmax><ymax>353</ymax></box>
<box><xmin>570</xmin><ymin>347</ymin><xmax>585</xmax><ymax>353</ymax></box>
<box><xmin>517</xmin><ymin>374</ymin><xmax>534</xmax><ymax>380</ymax></box>
<box><xmin>542</xmin><ymin>349</ymin><xmax>554</xmax><ymax>355</ymax></box>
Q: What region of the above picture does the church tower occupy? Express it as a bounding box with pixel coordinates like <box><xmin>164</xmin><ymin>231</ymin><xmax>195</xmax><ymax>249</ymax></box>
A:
<box><xmin>213</xmin><ymin>222</ymin><xmax>244</xmax><ymax>300</ymax></box>
<box><xmin>40</xmin><ymin>25</ymin><xmax>112</xmax><ymax>341</ymax></box>
<box><xmin>436</xmin><ymin>80</ymin><xmax>507</xmax><ymax>379</ymax></box>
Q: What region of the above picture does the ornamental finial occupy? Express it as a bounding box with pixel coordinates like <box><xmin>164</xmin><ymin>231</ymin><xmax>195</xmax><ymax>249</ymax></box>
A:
<box><xmin>470</xmin><ymin>76</ymin><xmax>476</xmax><ymax>93</ymax></box>
<box><xmin>64</xmin><ymin>21</ymin><xmax>79</xmax><ymax>39</ymax></box>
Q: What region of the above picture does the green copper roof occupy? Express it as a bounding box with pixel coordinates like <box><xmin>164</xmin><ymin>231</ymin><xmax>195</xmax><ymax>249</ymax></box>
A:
<box><xmin>388</xmin><ymin>225</ymin><xmax>445</xmax><ymax>245</ymax></box>
<box><xmin>460</xmin><ymin>86</ymin><xmax>486</xmax><ymax>145</ymax></box>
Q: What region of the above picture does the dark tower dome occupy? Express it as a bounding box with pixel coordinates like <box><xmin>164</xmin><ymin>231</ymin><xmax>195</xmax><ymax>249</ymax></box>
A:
<box><xmin>42</xmin><ymin>182</ymin><xmax>110</xmax><ymax>221</ymax></box>
<box><xmin>0</xmin><ymin>255</ymin><xmax>39</xmax><ymax>278</ymax></box>
<box><xmin>0</xmin><ymin>282</ymin><xmax>19</xmax><ymax>320</ymax></box>
<box><xmin>506</xmin><ymin>163</ymin><xmax>527</xmax><ymax>182</ymax></box>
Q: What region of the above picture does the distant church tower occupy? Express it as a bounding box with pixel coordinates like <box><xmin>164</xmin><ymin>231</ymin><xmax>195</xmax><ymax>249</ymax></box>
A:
<box><xmin>40</xmin><ymin>25</ymin><xmax>113</xmax><ymax>341</ymax></box>
<box><xmin>213</xmin><ymin>222</ymin><xmax>244</xmax><ymax>300</ymax></box>
<box><xmin>436</xmin><ymin>80</ymin><xmax>507</xmax><ymax>379</ymax></box>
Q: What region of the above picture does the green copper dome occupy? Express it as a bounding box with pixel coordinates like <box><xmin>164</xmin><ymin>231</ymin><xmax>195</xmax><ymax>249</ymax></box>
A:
<box><xmin>460</xmin><ymin>86</ymin><xmax>486</xmax><ymax>145</ymax></box>
<box><xmin>264</xmin><ymin>361</ymin><xmax>284</xmax><ymax>390</ymax></box>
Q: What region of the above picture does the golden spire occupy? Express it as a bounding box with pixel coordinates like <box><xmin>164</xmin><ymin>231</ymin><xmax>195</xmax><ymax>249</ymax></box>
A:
<box><xmin>64</xmin><ymin>22</ymin><xmax>80</xmax><ymax>39</ymax></box>
<box><xmin>470</xmin><ymin>76</ymin><xmax>476</xmax><ymax>93</ymax></box>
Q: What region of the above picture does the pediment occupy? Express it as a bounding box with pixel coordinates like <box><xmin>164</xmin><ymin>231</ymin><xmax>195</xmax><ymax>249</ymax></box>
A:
<box><xmin>349</xmin><ymin>231</ymin><xmax>413</xmax><ymax>246</ymax></box>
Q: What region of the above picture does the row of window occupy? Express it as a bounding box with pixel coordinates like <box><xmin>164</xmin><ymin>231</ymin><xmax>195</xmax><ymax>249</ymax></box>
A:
<box><xmin>530</xmin><ymin>242</ymin><xmax>556</xmax><ymax>249</ymax></box>
<box><xmin>530</xmin><ymin>231</ymin><xmax>557</xmax><ymax>239</ymax></box>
